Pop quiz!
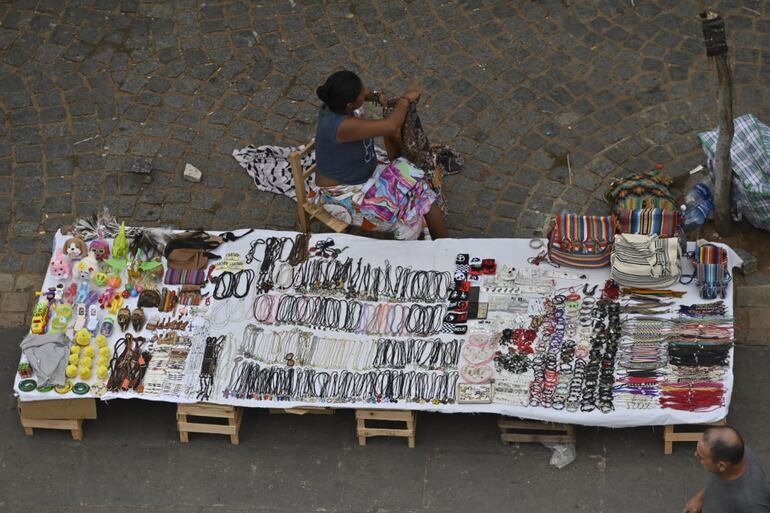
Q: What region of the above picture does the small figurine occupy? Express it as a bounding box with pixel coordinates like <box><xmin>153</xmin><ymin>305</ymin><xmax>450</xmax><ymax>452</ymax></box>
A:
<box><xmin>62</xmin><ymin>282</ymin><xmax>77</xmax><ymax>304</ymax></box>
<box><xmin>127</xmin><ymin>258</ymin><xmax>142</xmax><ymax>289</ymax></box>
<box><xmin>140</xmin><ymin>256</ymin><xmax>164</xmax><ymax>283</ymax></box>
<box><xmin>50</xmin><ymin>303</ymin><xmax>73</xmax><ymax>333</ymax></box>
<box><xmin>63</xmin><ymin>236</ymin><xmax>88</xmax><ymax>260</ymax></box>
<box><xmin>75</xmin><ymin>282</ymin><xmax>91</xmax><ymax>304</ymax></box>
<box><xmin>89</xmin><ymin>231</ymin><xmax>111</xmax><ymax>261</ymax></box>
<box><xmin>49</xmin><ymin>249</ymin><xmax>71</xmax><ymax>281</ymax></box>
<box><xmin>94</xmin><ymin>272</ymin><xmax>108</xmax><ymax>287</ymax></box>
<box><xmin>131</xmin><ymin>307</ymin><xmax>145</xmax><ymax>332</ymax></box>
<box><xmin>74</xmin><ymin>250</ymin><xmax>99</xmax><ymax>281</ymax></box>
<box><xmin>107</xmin><ymin>294</ymin><xmax>124</xmax><ymax>315</ymax></box>
<box><xmin>112</xmin><ymin>222</ymin><xmax>129</xmax><ymax>259</ymax></box>
<box><xmin>30</xmin><ymin>296</ymin><xmax>50</xmax><ymax>335</ymax></box>
<box><xmin>117</xmin><ymin>306</ymin><xmax>130</xmax><ymax>331</ymax></box>
<box><xmin>98</xmin><ymin>287</ymin><xmax>116</xmax><ymax>309</ymax></box>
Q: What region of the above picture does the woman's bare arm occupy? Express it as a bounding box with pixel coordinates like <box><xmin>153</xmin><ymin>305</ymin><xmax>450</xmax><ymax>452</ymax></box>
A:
<box><xmin>336</xmin><ymin>88</ymin><xmax>421</xmax><ymax>143</ymax></box>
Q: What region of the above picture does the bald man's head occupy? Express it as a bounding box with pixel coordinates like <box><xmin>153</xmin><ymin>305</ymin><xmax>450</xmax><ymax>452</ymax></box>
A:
<box><xmin>703</xmin><ymin>426</ymin><xmax>745</xmax><ymax>466</ymax></box>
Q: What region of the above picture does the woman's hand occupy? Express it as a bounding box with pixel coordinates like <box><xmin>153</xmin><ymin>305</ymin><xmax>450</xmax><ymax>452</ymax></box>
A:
<box><xmin>366</xmin><ymin>90</ymin><xmax>387</xmax><ymax>106</ymax></box>
<box><xmin>401</xmin><ymin>88</ymin><xmax>421</xmax><ymax>103</ymax></box>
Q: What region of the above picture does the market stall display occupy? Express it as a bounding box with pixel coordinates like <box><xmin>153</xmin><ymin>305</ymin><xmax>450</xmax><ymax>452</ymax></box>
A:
<box><xmin>13</xmin><ymin>226</ymin><xmax>740</xmax><ymax>429</ymax></box>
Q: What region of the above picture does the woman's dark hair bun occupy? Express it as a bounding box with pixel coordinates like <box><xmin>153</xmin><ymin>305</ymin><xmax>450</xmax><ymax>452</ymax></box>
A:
<box><xmin>317</xmin><ymin>70</ymin><xmax>362</xmax><ymax>114</ymax></box>
<box><xmin>316</xmin><ymin>84</ymin><xmax>329</xmax><ymax>102</ymax></box>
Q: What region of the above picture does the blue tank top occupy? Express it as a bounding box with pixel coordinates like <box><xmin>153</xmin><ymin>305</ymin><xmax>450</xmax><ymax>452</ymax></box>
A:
<box><xmin>315</xmin><ymin>106</ymin><xmax>377</xmax><ymax>185</ymax></box>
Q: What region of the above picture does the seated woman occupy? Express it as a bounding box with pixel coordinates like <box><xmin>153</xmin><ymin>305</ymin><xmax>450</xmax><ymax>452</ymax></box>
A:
<box><xmin>313</xmin><ymin>70</ymin><xmax>448</xmax><ymax>240</ymax></box>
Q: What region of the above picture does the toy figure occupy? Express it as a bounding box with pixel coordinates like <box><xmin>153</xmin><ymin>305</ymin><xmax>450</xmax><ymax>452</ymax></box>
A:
<box><xmin>30</xmin><ymin>296</ymin><xmax>50</xmax><ymax>335</ymax></box>
<box><xmin>49</xmin><ymin>249</ymin><xmax>71</xmax><ymax>281</ymax></box>
<box><xmin>74</xmin><ymin>250</ymin><xmax>99</xmax><ymax>281</ymax></box>
<box><xmin>75</xmin><ymin>282</ymin><xmax>91</xmax><ymax>304</ymax></box>
<box><xmin>62</xmin><ymin>282</ymin><xmax>77</xmax><ymax>304</ymax></box>
<box><xmin>89</xmin><ymin>231</ymin><xmax>111</xmax><ymax>261</ymax></box>
<box><xmin>112</xmin><ymin>222</ymin><xmax>129</xmax><ymax>259</ymax></box>
<box><xmin>49</xmin><ymin>303</ymin><xmax>73</xmax><ymax>333</ymax></box>
<box><xmin>63</xmin><ymin>236</ymin><xmax>88</xmax><ymax>260</ymax></box>
<box><xmin>127</xmin><ymin>258</ymin><xmax>142</xmax><ymax>289</ymax></box>
<box><xmin>98</xmin><ymin>287</ymin><xmax>116</xmax><ymax>309</ymax></box>
<box><xmin>140</xmin><ymin>257</ymin><xmax>164</xmax><ymax>283</ymax></box>
<box><xmin>94</xmin><ymin>272</ymin><xmax>108</xmax><ymax>287</ymax></box>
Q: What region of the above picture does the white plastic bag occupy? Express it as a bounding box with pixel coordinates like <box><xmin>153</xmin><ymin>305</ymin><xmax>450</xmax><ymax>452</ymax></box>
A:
<box><xmin>543</xmin><ymin>443</ymin><xmax>577</xmax><ymax>469</ymax></box>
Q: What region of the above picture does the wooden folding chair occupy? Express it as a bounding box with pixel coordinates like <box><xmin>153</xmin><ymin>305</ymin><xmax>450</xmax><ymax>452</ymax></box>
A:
<box><xmin>289</xmin><ymin>139</ymin><xmax>349</xmax><ymax>234</ymax></box>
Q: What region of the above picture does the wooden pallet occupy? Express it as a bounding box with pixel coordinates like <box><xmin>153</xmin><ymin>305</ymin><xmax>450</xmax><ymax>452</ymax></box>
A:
<box><xmin>498</xmin><ymin>417</ymin><xmax>576</xmax><ymax>446</ymax></box>
<box><xmin>356</xmin><ymin>409</ymin><xmax>416</xmax><ymax>448</ymax></box>
<box><xmin>17</xmin><ymin>398</ymin><xmax>97</xmax><ymax>441</ymax></box>
<box><xmin>664</xmin><ymin>418</ymin><xmax>727</xmax><ymax>455</ymax></box>
<box><xmin>269</xmin><ymin>407</ymin><xmax>335</xmax><ymax>415</ymax></box>
<box><xmin>177</xmin><ymin>403</ymin><xmax>243</xmax><ymax>445</ymax></box>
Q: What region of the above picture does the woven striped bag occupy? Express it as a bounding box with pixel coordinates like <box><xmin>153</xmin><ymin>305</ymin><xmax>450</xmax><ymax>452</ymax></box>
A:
<box><xmin>681</xmin><ymin>242</ymin><xmax>731</xmax><ymax>299</ymax></box>
<box><xmin>610</xmin><ymin>234</ymin><xmax>681</xmax><ymax>288</ymax></box>
<box><xmin>616</xmin><ymin>208</ymin><xmax>681</xmax><ymax>237</ymax></box>
<box><xmin>547</xmin><ymin>214</ymin><xmax>616</xmax><ymax>268</ymax></box>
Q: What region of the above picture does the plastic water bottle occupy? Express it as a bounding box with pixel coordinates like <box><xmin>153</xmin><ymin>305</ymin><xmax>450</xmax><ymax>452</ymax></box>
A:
<box><xmin>682</xmin><ymin>181</ymin><xmax>715</xmax><ymax>230</ymax></box>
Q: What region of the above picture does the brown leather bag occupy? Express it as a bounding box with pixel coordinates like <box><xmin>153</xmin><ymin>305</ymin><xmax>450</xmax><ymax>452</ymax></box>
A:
<box><xmin>164</xmin><ymin>231</ymin><xmax>224</xmax><ymax>270</ymax></box>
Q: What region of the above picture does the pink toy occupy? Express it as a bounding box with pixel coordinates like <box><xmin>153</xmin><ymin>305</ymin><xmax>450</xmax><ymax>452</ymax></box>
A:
<box><xmin>49</xmin><ymin>249</ymin><xmax>71</xmax><ymax>281</ymax></box>
<box><xmin>63</xmin><ymin>282</ymin><xmax>77</xmax><ymax>304</ymax></box>
<box><xmin>89</xmin><ymin>231</ymin><xmax>111</xmax><ymax>261</ymax></box>
<box><xmin>98</xmin><ymin>288</ymin><xmax>116</xmax><ymax>309</ymax></box>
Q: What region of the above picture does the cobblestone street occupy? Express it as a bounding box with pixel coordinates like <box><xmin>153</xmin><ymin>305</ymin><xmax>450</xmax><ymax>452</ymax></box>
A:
<box><xmin>1</xmin><ymin>0</ymin><xmax>770</xmax><ymax>327</ymax></box>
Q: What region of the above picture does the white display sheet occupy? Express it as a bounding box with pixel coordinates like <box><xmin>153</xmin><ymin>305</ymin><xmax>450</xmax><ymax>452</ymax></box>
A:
<box><xmin>14</xmin><ymin>229</ymin><xmax>741</xmax><ymax>428</ymax></box>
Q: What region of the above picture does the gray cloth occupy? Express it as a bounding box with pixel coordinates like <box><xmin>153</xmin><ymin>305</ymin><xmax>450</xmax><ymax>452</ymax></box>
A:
<box><xmin>20</xmin><ymin>332</ymin><xmax>71</xmax><ymax>387</ymax></box>
<box><xmin>703</xmin><ymin>447</ymin><xmax>770</xmax><ymax>513</ymax></box>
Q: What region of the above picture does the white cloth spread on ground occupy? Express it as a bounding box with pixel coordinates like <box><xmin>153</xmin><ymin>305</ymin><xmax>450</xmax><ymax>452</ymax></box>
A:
<box><xmin>232</xmin><ymin>144</ymin><xmax>389</xmax><ymax>201</ymax></box>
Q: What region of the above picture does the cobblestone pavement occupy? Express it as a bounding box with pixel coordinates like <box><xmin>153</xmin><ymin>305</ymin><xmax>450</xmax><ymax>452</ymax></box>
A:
<box><xmin>1</xmin><ymin>0</ymin><xmax>770</xmax><ymax>326</ymax></box>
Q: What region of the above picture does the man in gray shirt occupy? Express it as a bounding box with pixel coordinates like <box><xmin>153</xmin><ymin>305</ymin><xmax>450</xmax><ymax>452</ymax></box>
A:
<box><xmin>683</xmin><ymin>426</ymin><xmax>770</xmax><ymax>513</ymax></box>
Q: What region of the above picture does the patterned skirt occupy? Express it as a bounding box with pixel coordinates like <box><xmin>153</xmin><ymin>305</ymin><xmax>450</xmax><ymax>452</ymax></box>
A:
<box><xmin>311</xmin><ymin>158</ymin><xmax>437</xmax><ymax>240</ymax></box>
